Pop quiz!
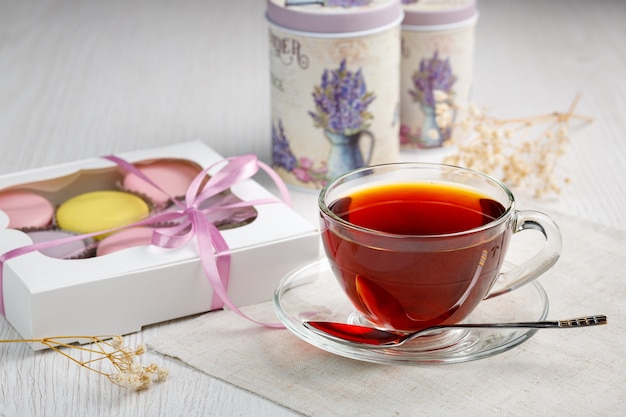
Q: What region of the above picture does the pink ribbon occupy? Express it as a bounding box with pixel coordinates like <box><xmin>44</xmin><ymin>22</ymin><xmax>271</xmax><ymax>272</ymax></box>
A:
<box><xmin>0</xmin><ymin>154</ymin><xmax>290</xmax><ymax>328</ymax></box>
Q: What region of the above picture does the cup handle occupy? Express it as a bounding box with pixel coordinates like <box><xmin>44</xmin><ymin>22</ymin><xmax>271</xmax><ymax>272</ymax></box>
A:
<box><xmin>485</xmin><ymin>210</ymin><xmax>562</xmax><ymax>299</ymax></box>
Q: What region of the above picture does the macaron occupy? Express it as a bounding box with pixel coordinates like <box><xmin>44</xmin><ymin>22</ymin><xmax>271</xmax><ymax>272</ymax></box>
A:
<box><xmin>56</xmin><ymin>191</ymin><xmax>150</xmax><ymax>239</ymax></box>
<box><xmin>26</xmin><ymin>230</ymin><xmax>93</xmax><ymax>259</ymax></box>
<box><xmin>0</xmin><ymin>190</ymin><xmax>54</xmax><ymax>229</ymax></box>
<box><xmin>96</xmin><ymin>227</ymin><xmax>154</xmax><ymax>256</ymax></box>
<box><xmin>122</xmin><ymin>159</ymin><xmax>202</xmax><ymax>207</ymax></box>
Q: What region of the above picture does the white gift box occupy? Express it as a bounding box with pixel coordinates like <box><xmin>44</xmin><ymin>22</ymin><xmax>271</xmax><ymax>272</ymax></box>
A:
<box><xmin>0</xmin><ymin>141</ymin><xmax>320</xmax><ymax>349</ymax></box>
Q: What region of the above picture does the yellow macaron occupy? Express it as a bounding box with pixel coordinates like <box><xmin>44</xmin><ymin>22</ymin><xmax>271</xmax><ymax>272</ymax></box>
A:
<box><xmin>56</xmin><ymin>191</ymin><xmax>150</xmax><ymax>239</ymax></box>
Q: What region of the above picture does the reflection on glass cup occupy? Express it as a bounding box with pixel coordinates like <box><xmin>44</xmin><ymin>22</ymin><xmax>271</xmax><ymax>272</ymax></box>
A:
<box><xmin>319</xmin><ymin>163</ymin><xmax>561</xmax><ymax>332</ymax></box>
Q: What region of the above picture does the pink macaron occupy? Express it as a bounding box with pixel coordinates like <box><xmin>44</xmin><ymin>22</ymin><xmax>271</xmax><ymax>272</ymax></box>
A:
<box><xmin>0</xmin><ymin>190</ymin><xmax>54</xmax><ymax>229</ymax></box>
<box><xmin>96</xmin><ymin>227</ymin><xmax>155</xmax><ymax>256</ymax></box>
<box><xmin>122</xmin><ymin>159</ymin><xmax>202</xmax><ymax>207</ymax></box>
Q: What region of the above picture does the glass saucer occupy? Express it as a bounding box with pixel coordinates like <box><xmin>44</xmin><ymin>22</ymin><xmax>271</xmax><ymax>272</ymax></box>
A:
<box><xmin>273</xmin><ymin>258</ymin><xmax>549</xmax><ymax>365</ymax></box>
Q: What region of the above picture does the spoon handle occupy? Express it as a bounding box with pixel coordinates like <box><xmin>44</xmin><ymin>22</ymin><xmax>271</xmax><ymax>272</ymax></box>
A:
<box><xmin>454</xmin><ymin>315</ymin><xmax>607</xmax><ymax>329</ymax></box>
<box><xmin>401</xmin><ymin>315</ymin><xmax>608</xmax><ymax>346</ymax></box>
<box><xmin>555</xmin><ymin>315</ymin><xmax>608</xmax><ymax>327</ymax></box>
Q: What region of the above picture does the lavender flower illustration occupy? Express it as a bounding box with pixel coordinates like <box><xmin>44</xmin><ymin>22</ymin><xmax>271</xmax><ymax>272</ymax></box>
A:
<box><xmin>409</xmin><ymin>51</ymin><xmax>456</xmax><ymax>108</ymax></box>
<box><xmin>407</xmin><ymin>51</ymin><xmax>457</xmax><ymax>147</ymax></box>
<box><xmin>309</xmin><ymin>59</ymin><xmax>375</xmax><ymax>136</ymax></box>
<box><xmin>273</xmin><ymin>59</ymin><xmax>377</xmax><ymax>185</ymax></box>
<box><xmin>272</xmin><ymin>119</ymin><xmax>328</xmax><ymax>186</ymax></box>
<box><xmin>272</xmin><ymin>119</ymin><xmax>297</xmax><ymax>172</ymax></box>
<box><xmin>309</xmin><ymin>59</ymin><xmax>376</xmax><ymax>179</ymax></box>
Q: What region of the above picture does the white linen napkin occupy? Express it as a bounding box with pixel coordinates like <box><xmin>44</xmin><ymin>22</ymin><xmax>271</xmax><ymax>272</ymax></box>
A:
<box><xmin>147</xmin><ymin>213</ymin><xmax>625</xmax><ymax>416</ymax></box>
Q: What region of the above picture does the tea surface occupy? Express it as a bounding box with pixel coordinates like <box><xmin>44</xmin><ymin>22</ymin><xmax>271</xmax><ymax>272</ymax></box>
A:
<box><xmin>329</xmin><ymin>182</ymin><xmax>505</xmax><ymax>235</ymax></box>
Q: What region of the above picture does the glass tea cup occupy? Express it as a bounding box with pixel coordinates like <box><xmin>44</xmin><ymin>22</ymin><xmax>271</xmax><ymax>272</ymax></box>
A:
<box><xmin>318</xmin><ymin>163</ymin><xmax>561</xmax><ymax>332</ymax></box>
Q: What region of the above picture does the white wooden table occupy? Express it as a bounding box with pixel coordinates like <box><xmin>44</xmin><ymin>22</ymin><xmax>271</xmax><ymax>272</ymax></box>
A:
<box><xmin>0</xmin><ymin>1</ymin><xmax>624</xmax><ymax>416</ymax></box>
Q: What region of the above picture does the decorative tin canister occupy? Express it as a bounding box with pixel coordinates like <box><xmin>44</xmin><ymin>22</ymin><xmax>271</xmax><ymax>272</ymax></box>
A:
<box><xmin>267</xmin><ymin>0</ymin><xmax>403</xmax><ymax>189</ymax></box>
<box><xmin>399</xmin><ymin>0</ymin><xmax>478</xmax><ymax>149</ymax></box>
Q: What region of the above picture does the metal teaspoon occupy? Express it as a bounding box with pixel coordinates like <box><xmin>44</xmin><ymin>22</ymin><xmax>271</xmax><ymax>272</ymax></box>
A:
<box><xmin>303</xmin><ymin>315</ymin><xmax>607</xmax><ymax>348</ymax></box>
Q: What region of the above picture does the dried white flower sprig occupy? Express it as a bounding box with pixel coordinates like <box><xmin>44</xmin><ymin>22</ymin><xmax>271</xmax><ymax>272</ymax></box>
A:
<box><xmin>440</xmin><ymin>93</ymin><xmax>593</xmax><ymax>197</ymax></box>
<box><xmin>1</xmin><ymin>335</ymin><xmax>168</xmax><ymax>391</ymax></box>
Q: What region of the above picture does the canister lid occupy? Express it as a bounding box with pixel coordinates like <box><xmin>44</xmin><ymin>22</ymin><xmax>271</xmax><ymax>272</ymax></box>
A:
<box><xmin>402</xmin><ymin>0</ymin><xmax>477</xmax><ymax>26</ymax></box>
<box><xmin>266</xmin><ymin>0</ymin><xmax>403</xmax><ymax>34</ymax></box>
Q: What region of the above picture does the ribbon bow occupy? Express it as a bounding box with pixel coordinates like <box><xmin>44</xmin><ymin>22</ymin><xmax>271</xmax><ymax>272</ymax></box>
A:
<box><xmin>0</xmin><ymin>154</ymin><xmax>290</xmax><ymax>328</ymax></box>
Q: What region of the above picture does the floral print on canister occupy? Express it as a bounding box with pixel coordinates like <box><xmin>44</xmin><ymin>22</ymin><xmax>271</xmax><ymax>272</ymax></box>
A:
<box><xmin>403</xmin><ymin>51</ymin><xmax>456</xmax><ymax>148</ymax></box>
<box><xmin>273</xmin><ymin>60</ymin><xmax>378</xmax><ymax>186</ymax></box>
<box><xmin>399</xmin><ymin>0</ymin><xmax>478</xmax><ymax>150</ymax></box>
<box><xmin>309</xmin><ymin>59</ymin><xmax>376</xmax><ymax>180</ymax></box>
<box><xmin>267</xmin><ymin>0</ymin><xmax>402</xmax><ymax>189</ymax></box>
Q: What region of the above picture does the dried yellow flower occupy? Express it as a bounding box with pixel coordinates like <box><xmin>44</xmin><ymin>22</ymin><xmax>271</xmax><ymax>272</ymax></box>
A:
<box><xmin>443</xmin><ymin>94</ymin><xmax>592</xmax><ymax>196</ymax></box>
<box><xmin>135</xmin><ymin>343</ymin><xmax>147</xmax><ymax>356</ymax></box>
<box><xmin>1</xmin><ymin>335</ymin><xmax>168</xmax><ymax>391</ymax></box>
<box><xmin>111</xmin><ymin>335</ymin><xmax>124</xmax><ymax>349</ymax></box>
<box><xmin>156</xmin><ymin>367</ymin><xmax>170</xmax><ymax>382</ymax></box>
